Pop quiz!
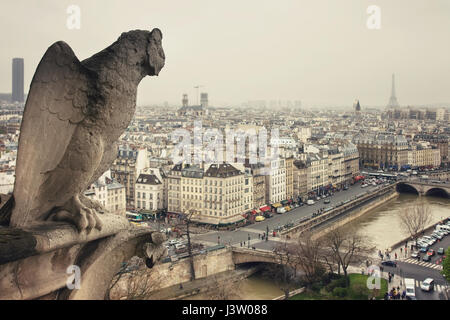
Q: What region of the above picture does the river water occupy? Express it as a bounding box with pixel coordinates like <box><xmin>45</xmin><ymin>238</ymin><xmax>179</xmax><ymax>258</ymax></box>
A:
<box><xmin>186</xmin><ymin>194</ymin><xmax>450</xmax><ymax>300</ymax></box>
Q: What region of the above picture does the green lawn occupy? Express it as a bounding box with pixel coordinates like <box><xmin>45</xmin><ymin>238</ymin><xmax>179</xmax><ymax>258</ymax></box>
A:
<box><xmin>290</xmin><ymin>274</ymin><xmax>388</xmax><ymax>300</ymax></box>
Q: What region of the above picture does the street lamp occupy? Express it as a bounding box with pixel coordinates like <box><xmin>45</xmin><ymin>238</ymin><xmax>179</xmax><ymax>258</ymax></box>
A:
<box><xmin>266</xmin><ymin>225</ymin><xmax>269</xmax><ymax>242</ymax></box>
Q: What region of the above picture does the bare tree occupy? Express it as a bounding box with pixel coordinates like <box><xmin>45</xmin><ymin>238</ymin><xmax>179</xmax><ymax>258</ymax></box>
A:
<box><xmin>206</xmin><ymin>275</ymin><xmax>242</xmax><ymax>300</ymax></box>
<box><xmin>272</xmin><ymin>240</ymin><xmax>298</xmax><ymax>299</ymax></box>
<box><xmin>291</xmin><ymin>231</ymin><xmax>325</xmax><ymax>288</ymax></box>
<box><xmin>174</xmin><ymin>204</ymin><xmax>199</xmax><ymax>281</ymax></box>
<box><xmin>398</xmin><ymin>203</ymin><xmax>432</xmax><ymax>246</ymax></box>
<box><xmin>106</xmin><ymin>256</ymin><xmax>162</xmax><ymax>300</ymax></box>
<box><xmin>323</xmin><ymin>227</ymin><xmax>374</xmax><ymax>285</ymax></box>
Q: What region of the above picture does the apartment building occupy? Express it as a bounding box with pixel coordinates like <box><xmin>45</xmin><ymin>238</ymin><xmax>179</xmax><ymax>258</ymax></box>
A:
<box><xmin>285</xmin><ymin>157</ymin><xmax>294</xmax><ymax>200</ymax></box>
<box><xmin>110</xmin><ymin>146</ymin><xmax>149</xmax><ymax>208</ymax></box>
<box><xmin>354</xmin><ymin>133</ymin><xmax>408</xmax><ymax>169</ymax></box>
<box><xmin>135</xmin><ymin>173</ymin><xmax>164</xmax><ymax>211</ymax></box>
<box><xmin>265</xmin><ymin>158</ymin><xmax>286</xmax><ymax>203</ymax></box>
<box><xmin>85</xmin><ymin>170</ymin><xmax>126</xmax><ymax>216</ymax></box>
<box><xmin>293</xmin><ymin>160</ymin><xmax>308</xmax><ymax>201</ymax></box>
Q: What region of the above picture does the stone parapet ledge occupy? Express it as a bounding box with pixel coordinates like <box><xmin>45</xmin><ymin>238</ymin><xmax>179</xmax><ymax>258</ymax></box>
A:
<box><xmin>0</xmin><ymin>215</ymin><xmax>166</xmax><ymax>300</ymax></box>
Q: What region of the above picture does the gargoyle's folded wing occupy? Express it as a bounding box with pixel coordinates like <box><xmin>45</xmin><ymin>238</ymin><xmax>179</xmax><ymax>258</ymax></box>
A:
<box><xmin>11</xmin><ymin>41</ymin><xmax>90</xmax><ymax>227</ymax></box>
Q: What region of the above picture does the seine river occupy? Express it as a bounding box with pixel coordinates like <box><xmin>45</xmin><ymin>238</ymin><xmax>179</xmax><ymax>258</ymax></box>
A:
<box><xmin>186</xmin><ymin>193</ymin><xmax>450</xmax><ymax>300</ymax></box>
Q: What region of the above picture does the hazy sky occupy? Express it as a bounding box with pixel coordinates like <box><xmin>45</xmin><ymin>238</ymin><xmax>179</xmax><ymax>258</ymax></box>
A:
<box><xmin>1</xmin><ymin>0</ymin><xmax>449</xmax><ymax>107</ymax></box>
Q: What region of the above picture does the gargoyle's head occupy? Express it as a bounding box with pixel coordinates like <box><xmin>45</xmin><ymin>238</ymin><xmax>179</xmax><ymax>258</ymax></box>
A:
<box><xmin>146</xmin><ymin>28</ymin><xmax>165</xmax><ymax>76</ymax></box>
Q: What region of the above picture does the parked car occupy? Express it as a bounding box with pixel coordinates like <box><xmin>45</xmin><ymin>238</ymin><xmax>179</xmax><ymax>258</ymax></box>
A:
<box><xmin>411</xmin><ymin>251</ymin><xmax>419</xmax><ymax>258</ymax></box>
<box><xmin>255</xmin><ymin>215</ymin><xmax>265</xmax><ymax>222</ymax></box>
<box><xmin>381</xmin><ymin>260</ymin><xmax>397</xmax><ymax>267</ymax></box>
<box><xmin>307</xmin><ymin>199</ymin><xmax>315</xmax><ymax>205</ymax></box>
<box><xmin>437</xmin><ymin>248</ymin><xmax>445</xmax><ymax>255</ymax></box>
<box><xmin>420</xmin><ymin>278</ymin><xmax>434</xmax><ymax>292</ymax></box>
<box><xmin>417</xmin><ymin>242</ymin><xmax>428</xmax><ymax>249</ymax></box>
<box><xmin>431</xmin><ymin>233</ymin><xmax>443</xmax><ymax>240</ymax></box>
<box><xmin>419</xmin><ymin>247</ymin><xmax>428</xmax><ymax>253</ymax></box>
<box><xmin>422</xmin><ymin>255</ymin><xmax>431</xmax><ymax>262</ymax></box>
<box><xmin>427</xmin><ymin>249</ymin><xmax>435</xmax><ymax>257</ymax></box>
<box><xmin>324</xmin><ymin>198</ymin><xmax>331</xmax><ymax>204</ymax></box>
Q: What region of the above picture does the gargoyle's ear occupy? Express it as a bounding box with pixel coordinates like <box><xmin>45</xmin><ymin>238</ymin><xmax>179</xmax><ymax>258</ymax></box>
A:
<box><xmin>147</xmin><ymin>28</ymin><xmax>165</xmax><ymax>76</ymax></box>
<box><xmin>150</xmin><ymin>28</ymin><xmax>163</xmax><ymax>41</ymax></box>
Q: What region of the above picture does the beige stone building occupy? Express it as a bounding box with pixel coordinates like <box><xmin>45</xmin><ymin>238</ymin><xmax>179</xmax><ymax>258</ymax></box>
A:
<box><xmin>293</xmin><ymin>160</ymin><xmax>308</xmax><ymax>201</ymax></box>
<box><xmin>167</xmin><ymin>163</ymin><xmax>247</xmax><ymax>225</ymax></box>
<box><xmin>285</xmin><ymin>157</ymin><xmax>294</xmax><ymax>200</ymax></box>
<box><xmin>135</xmin><ymin>173</ymin><xmax>164</xmax><ymax>211</ymax></box>
<box><xmin>265</xmin><ymin>158</ymin><xmax>286</xmax><ymax>204</ymax></box>
<box><xmin>110</xmin><ymin>146</ymin><xmax>149</xmax><ymax>208</ymax></box>
<box><xmin>85</xmin><ymin>170</ymin><xmax>126</xmax><ymax>216</ymax></box>
<box><xmin>167</xmin><ymin>164</ymin><xmax>182</xmax><ymax>213</ymax></box>
<box><xmin>354</xmin><ymin>134</ymin><xmax>408</xmax><ymax>169</ymax></box>
<box><xmin>408</xmin><ymin>143</ymin><xmax>441</xmax><ymax>168</ymax></box>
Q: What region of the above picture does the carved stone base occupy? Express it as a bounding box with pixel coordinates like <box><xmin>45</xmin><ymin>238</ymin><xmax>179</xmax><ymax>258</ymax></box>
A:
<box><xmin>0</xmin><ymin>214</ymin><xmax>166</xmax><ymax>300</ymax></box>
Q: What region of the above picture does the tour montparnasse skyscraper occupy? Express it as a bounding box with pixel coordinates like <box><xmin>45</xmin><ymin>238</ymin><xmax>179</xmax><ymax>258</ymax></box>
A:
<box><xmin>387</xmin><ymin>73</ymin><xmax>400</xmax><ymax>109</ymax></box>
<box><xmin>12</xmin><ymin>58</ymin><xmax>24</xmax><ymax>103</ymax></box>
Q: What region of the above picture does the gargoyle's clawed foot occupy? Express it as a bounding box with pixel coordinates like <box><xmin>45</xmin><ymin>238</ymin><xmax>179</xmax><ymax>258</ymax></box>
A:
<box><xmin>47</xmin><ymin>194</ymin><xmax>103</xmax><ymax>233</ymax></box>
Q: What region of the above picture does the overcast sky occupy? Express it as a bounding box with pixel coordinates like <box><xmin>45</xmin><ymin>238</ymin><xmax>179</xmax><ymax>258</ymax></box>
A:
<box><xmin>1</xmin><ymin>0</ymin><xmax>449</xmax><ymax>107</ymax></box>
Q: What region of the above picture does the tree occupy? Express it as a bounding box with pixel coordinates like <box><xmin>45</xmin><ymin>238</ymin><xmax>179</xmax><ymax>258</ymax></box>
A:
<box><xmin>106</xmin><ymin>256</ymin><xmax>162</xmax><ymax>300</ymax></box>
<box><xmin>291</xmin><ymin>231</ymin><xmax>325</xmax><ymax>288</ymax></box>
<box><xmin>176</xmin><ymin>204</ymin><xmax>199</xmax><ymax>281</ymax></box>
<box><xmin>323</xmin><ymin>227</ymin><xmax>374</xmax><ymax>285</ymax></box>
<box><xmin>398</xmin><ymin>203</ymin><xmax>432</xmax><ymax>246</ymax></box>
<box><xmin>272</xmin><ymin>240</ymin><xmax>298</xmax><ymax>299</ymax></box>
<box><xmin>442</xmin><ymin>248</ymin><xmax>450</xmax><ymax>282</ymax></box>
<box><xmin>206</xmin><ymin>275</ymin><xmax>242</xmax><ymax>300</ymax></box>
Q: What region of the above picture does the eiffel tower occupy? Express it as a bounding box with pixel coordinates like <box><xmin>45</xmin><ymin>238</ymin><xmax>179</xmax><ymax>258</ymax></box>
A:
<box><xmin>387</xmin><ymin>73</ymin><xmax>400</xmax><ymax>108</ymax></box>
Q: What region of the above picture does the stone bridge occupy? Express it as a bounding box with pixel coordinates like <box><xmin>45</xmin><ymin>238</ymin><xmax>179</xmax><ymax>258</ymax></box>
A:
<box><xmin>396</xmin><ymin>180</ymin><xmax>450</xmax><ymax>198</ymax></box>
<box><xmin>232</xmin><ymin>247</ymin><xmax>280</xmax><ymax>265</ymax></box>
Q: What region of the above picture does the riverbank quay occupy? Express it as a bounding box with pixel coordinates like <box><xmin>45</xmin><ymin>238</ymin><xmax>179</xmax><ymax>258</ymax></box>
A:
<box><xmin>280</xmin><ymin>183</ymin><xmax>399</xmax><ymax>240</ymax></box>
<box><xmin>389</xmin><ymin>219</ymin><xmax>449</xmax><ymax>253</ymax></box>
<box><xmin>146</xmin><ymin>265</ymin><xmax>261</xmax><ymax>300</ymax></box>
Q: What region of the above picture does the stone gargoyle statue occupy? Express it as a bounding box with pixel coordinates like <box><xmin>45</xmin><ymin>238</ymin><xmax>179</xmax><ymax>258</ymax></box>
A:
<box><xmin>5</xmin><ymin>29</ymin><xmax>165</xmax><ymax>232</ymax></box>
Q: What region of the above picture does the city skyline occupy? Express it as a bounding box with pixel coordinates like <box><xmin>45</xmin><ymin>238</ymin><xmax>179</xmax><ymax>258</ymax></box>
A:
<box><xmin>1</xmin><ymin>0</ymin><xmax>450</xmax><ymax>107</ymax></box>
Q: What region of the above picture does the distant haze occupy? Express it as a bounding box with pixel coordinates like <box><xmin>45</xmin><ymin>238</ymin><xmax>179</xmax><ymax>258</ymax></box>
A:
<box><xmin>1</xmin><ymin>0</ymin><xmax>449</xmax><ymax>107</ymax></box>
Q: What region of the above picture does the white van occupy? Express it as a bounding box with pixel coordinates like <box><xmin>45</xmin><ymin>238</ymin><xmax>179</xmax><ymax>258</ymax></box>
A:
<box><xmin>307</xmin><ymin>199</ymin><xmax>315</xmax><ymax>205</ymax></box>
<box><xmin>404</xmin><ymin>278</ymin><xmax>416</xmax><ymax>300</ymax></box>
<box><xmin>277</xmin><ymin>207</ymin><xmax>286</xmax><ymax>214</ymax></box>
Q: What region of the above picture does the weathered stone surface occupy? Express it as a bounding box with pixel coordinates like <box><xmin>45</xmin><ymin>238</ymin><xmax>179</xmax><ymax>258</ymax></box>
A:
<box><xmin>0</xmin><ymin>215</ymin><xmax>167</xmax><ymax>300</ymax></box>
<box><xmin>9</xmin><ymin>29</ymin><xmax>165</xmax><ymax>232</ymax></box>
<box><xmin>0</xmin><ymin>227</ymin><xmax>37</xmax><ymax>264</ymax></box>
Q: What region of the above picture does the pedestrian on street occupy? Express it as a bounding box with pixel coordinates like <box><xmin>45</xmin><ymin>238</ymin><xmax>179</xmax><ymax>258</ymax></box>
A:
<box><xmin>402</xmin><ymin>290</ymin><xmax>406</xmax><ymax>300</ymax></box>
<box><xmin>395</xmin><ymin>252</ymin><xmax>397</xmax><ymax>260</ymax></box>
<box><xmin>240</xmin><ymin>242</ymin><xmax>242</xmax><ymax>247</ymax></box>
<box><xmin>400</xmin><ymin>248</ymin><xmax>402</xmax><ymax>254</ymax></box>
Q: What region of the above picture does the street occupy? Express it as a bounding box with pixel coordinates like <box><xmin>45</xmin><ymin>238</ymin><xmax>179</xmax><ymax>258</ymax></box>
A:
<box><xmin>192</xmin><ymin>182</ymin><xmax>381</xmax><ymax>246</ymax></box>
<box><xmin>380</xmin><ymin>230</ymin><xmax>450</xmax><ymax>300</ymax></box>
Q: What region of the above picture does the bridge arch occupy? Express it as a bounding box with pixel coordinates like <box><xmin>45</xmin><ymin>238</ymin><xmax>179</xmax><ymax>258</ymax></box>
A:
<box><xmin>425</xmin><ymin>187</ymin><xmax>449</xmax><ymax>199</ymax></box>
<box><xmin>396</xmin><ymin>183</ymin><xmax>419</xmax><ymax>195</ymax></box>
